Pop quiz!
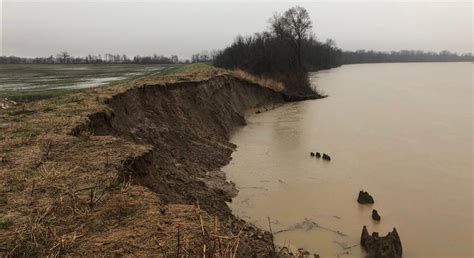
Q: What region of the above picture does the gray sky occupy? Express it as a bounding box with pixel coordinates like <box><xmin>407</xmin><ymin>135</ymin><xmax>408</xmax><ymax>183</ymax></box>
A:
<box><xmin>1</xmin><ymin>0</ymin><xmax>472</xmax><ymax>59</ymax></box>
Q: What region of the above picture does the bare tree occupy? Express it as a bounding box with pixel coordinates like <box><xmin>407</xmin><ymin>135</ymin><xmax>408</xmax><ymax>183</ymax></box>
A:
<box><xmin>171</xmin><ymin>55</ymin><xmax>178</xmax><ymax>64</ymax></box>
<box><xmin>122</xmin><ymin>54</ymin><xmax>129</xmax><ymax>63</ymax></box>
<box><xmin>325</xmin><ymin>38</ymin><xmax>337</xmax><ymax>48</ymax></box>
<box><xmin>191</xmin><ymin>51</ymin><xmax>212</xmax><ymax>63</ymax></box>
<box><xmin>57</xmin><ymin>51</ymin><xmax>70</xmax><ymax>64</ymax></box>
<box><xmin>270</xmin><ymin>6</ymin><xmax>312</xmax><ymax>69</ymax></box>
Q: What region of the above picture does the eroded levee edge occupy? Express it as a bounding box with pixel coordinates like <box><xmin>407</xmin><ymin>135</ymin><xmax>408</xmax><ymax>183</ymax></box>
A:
<box><xmin>74</xmin><ymin>74</ymin><xmax>285</xmax><ymax>255</ymax></box>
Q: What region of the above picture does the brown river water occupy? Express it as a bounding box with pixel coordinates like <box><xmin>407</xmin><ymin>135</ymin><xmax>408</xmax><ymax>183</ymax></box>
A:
<box><xmin>223</xmin><ymin>63</ymin><xmax>473</xmax><ymax>257</ymax></box>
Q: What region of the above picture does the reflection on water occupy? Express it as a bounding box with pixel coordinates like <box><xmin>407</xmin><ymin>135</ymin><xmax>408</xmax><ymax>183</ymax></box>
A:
<box><xmin>224</xmin><ymin>63</ymin><xmax>473</xmax><ymax>257</ymax></box>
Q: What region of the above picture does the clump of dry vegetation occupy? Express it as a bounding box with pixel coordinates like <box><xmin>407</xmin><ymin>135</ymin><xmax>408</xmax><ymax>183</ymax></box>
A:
<box><xmin>230</xmin><ymin>69</ymin><xmax>285</xmax><ymax>92</ymax></box>
<box><xmin>0</xmin><ymin>65</ymin><xmax>281</xmax><ymax>256</ymax></box>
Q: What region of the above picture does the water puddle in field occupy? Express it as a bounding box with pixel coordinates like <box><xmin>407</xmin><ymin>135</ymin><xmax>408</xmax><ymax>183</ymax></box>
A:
<box><xmin>0</xmin><ymin>64</ymin><xmax>168</xmax><ymax>93</ymax></box>
<box><xmin>51</xmin><ymin>77</ymin><xmax>127</xmax><ymax>89</ymax></box>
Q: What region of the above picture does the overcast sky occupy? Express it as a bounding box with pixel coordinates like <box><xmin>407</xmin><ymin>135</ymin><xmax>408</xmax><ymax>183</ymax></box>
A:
<box><xmin>1</xmin><ymin>0</ymin><xmax>472</xmax><ymax>59</ymax></box>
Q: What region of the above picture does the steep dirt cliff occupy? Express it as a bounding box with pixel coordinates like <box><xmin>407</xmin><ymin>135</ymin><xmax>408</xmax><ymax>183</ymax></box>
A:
<box><xmin>97</xmin><ymin>75</ymin><xmax>281</xmax><ymax>206</ymax></box>
<box><xmin>81</xmin><ymin>74</ymin><xmax>284</xmax><ymax>255</ymax></box>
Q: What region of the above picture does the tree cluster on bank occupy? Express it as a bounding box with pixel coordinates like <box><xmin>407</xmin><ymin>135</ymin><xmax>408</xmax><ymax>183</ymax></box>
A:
<box><xmin>214</xmin><ymin>6</ymin><xmax>321</xmax><ymax>97</ymax></box>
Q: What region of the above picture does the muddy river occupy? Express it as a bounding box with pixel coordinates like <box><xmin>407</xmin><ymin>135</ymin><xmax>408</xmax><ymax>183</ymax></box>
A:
<box><xmin>224</xmin><ymin>63</ymin><xmax>473</xmax><ymax>257</ymax></box>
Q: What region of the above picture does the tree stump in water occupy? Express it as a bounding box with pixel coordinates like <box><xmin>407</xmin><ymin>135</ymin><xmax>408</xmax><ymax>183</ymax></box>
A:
<box><xmin>357</xmin><ymin>191</ymin><xmax>374</xmax><ymax>204</ymax></box>
<box><xmin>372</xmin><ymin>209</ymin><xmax>381</xmax><ymax>221</ymax></box>
<box><xmin>360</xmin><ymin>226</ymin><xmax>402</xmax><ymax>258</ymax></box>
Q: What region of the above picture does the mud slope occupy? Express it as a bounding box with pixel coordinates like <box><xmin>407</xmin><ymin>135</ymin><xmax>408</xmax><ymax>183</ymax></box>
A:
<box><xmin>86</xmin><ymin>74</ymin><xmax>284</xmax><ymax>254</ymax></box>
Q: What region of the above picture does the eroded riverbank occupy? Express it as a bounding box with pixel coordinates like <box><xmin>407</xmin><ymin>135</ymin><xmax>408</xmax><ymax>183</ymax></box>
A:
<box><xmin>0</xmin><ymin>70</ymin><xmax>294</xmax><ymax>256</ymax></box>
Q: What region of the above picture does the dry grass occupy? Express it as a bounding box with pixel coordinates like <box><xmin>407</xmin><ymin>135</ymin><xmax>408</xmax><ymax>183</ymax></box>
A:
<box><xmin>231</xmin><ymin>69</ymin><xmax>285</xmax><ymax>92</ymax></box>
<box><xmin>0</xmin><ymin>65</ymin><xmax>281</xmax><ymax>256</ymax></box>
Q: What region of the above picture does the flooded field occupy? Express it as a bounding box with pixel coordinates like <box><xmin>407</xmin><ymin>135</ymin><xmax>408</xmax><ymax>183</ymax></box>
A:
<box><xmin>0</xmin><ymin>64</ymin><xmax>173</xmax><ymax>99</ymax></box>
<box><xmin>224</xmin><ymin>63</ymin><xmax>473</xmax><ymax>257</ymax></box>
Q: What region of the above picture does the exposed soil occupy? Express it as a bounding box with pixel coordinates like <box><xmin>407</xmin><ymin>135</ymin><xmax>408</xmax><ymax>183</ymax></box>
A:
<box><xmin>82</xmin><ymin>75</ymin><xmax>285</xmax><ymax>255</ymax></box>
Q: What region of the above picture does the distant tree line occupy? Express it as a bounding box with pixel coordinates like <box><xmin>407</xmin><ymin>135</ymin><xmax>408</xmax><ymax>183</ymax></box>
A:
<box><xmin>305</xmin><ymin>48</ymin><xmax>473</xmax><ymax>69</ymax></box>
<box><xmin>213</xmin><ymin>33</ymin><xmax>473</xmax><ymax>72</ymax></box>
<box><xmin>191</xmin><ymin>50</ymin><xmax>220</xmax><ymax>63</ymax></box>
<box><xmin>340</xmin><ymin>50</ymin><xmax>472</xmax><ymax>64</ymax></box>
<box><xmin>0</xmin><ymin>52</ymin><xmax>181</xmax><ymax>65</ymax></box>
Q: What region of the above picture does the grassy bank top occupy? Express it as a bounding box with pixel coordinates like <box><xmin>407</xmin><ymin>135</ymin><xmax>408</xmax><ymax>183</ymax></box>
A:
<box><xmin>1</xmin><ymin>63</ymin><xmax>284</xmax><ymax>170</ymax></box>
<box><xmin>1</xmin><ymin>62</ymin><xmax>283</xmax><ymax>139</ymax></box>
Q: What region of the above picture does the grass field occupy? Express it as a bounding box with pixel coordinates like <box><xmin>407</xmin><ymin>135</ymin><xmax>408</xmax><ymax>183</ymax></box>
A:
<box><xmin>0</xmin><ymin>64</ymin><xmax>179</xmax><ymax>101</ymax></box>
<box><xmin>0</xmin><ymin>62</ymin><xmax>285</xmax><ymax>103</ymax></box>
<box><xmin>159</xmin><ymin>62</ymin><xmax>213</xmax><ymax>75</ymax></box>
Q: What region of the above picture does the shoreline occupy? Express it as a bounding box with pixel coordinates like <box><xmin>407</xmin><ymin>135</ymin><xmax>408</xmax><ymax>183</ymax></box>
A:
<box><xmin>0</xmin><ymin>70</ymin><xmax>307</xmax><ymax>255</ymax></box>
